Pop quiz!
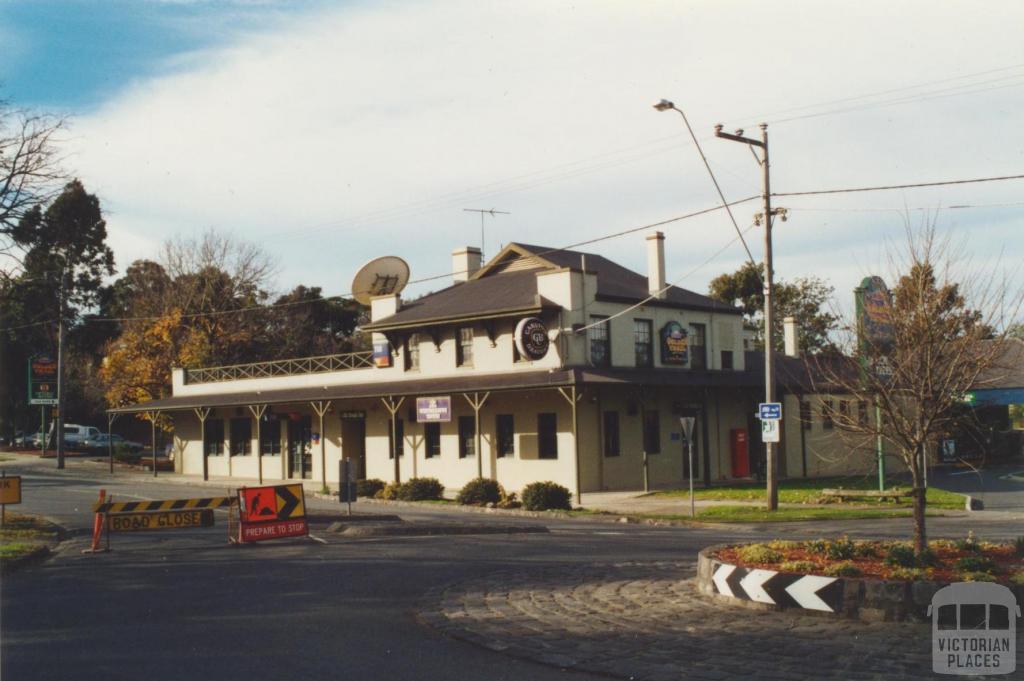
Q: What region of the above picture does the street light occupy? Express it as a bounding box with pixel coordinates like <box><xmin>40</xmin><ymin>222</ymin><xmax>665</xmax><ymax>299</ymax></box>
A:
<box><xmin>712</xmin><ymin>121</ymin><xmax>784</xmax><ymax>511</ymax></box>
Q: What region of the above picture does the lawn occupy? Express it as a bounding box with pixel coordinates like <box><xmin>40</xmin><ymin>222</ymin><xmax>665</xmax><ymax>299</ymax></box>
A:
<box><xmin>649</xmin><ymin>476</ymin><xmax>966</xmax><ymax>510</ymax></box>
<box><xmin>0</xmin><ymin>513</ymin><xmax>60</xmax><ymax>565</ymax></box>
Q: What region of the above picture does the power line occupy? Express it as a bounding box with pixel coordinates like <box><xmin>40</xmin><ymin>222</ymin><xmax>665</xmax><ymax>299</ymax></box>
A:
<box><xmin>4</xmin><ymin>195</ymin><xmax>760</xmax><ymax>330</ymax></box>
<box><xmin>772</xmin><ymin>173</ymin><xmax>1024</xmax><ymax>198</ymax></box>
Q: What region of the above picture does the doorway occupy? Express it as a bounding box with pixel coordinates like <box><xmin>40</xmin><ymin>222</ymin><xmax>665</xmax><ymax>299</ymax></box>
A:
<box><xmin>340</xmin><ymin>416</ymin><xmax>366</xmax><ymax>480</ymax></box>
<box><xmin>287</xmin><ymin>415</ymin><xmax>312</xmax><ymax>479</ymax></box>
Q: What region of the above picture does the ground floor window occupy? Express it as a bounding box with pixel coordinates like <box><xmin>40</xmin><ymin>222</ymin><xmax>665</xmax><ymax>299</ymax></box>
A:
<box><xmin>496</xmin><ymin>414</ymin><xmax>514</xmax><ymax>457</ymax></box>
<box><xmin>458</xmin><ymin>416</ymin><xmax>476</xmax><ymax>458</ymax></box>
<box><xmin>538</xmin><ymin>413</ymin><xmax>558</xmax><ymax>459</ymax></box>
<box><xmin>800</xmin><ymin>401</ymin><xmax>812</xmax><ymax>430</ymax></box>
<box><xmin>603</xmin><ymin>411</ymin><xmax>620</xmax><ymax>457</ymax></box>
<box><xmin>260</xmin><ymin>418</ymin><xmax>282</xmax><ymax>456</ymax></box>
<box><xmin>205</xmin><ymin>419</ymin><xmax>225</xmax><ymax>456</ymax></box>
<box><xmin>642</xmin><ymin>410</ymin><xmax>660</xmax><ymax>454</ymax></box>
<box><xmin>425</xmin><ymin>422</ymin><xmax>441</xmax><ymax>458</ymax></box>
<box><xmin>230</xmin><ymin>418</ymin><xmax>251</xmax><ymax>456</ymax></box>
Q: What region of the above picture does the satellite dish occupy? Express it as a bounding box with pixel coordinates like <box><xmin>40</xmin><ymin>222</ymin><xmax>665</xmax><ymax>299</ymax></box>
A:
<box><xmin>350</xmin><ymin>256</ymin><xmax>410</xmax><ymax>305</ymax></box>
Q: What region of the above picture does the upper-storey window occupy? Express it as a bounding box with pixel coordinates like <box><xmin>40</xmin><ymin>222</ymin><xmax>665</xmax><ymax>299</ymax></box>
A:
<box><xmin>405</xmin><ymin>334</ymin><xmax>420</xmax><ymax>371</ymax></box>
<box><xmin>456</xmin><ymin>327</ymin><xmax>474</xmax><ymax>367</ymax></box>
<box><xmin>689</xmin><ymin>323</ymin><xmax>707</xmax><ymax>370</ymax></box>
<box><xmin>634</xmin><ymin>319</ymin><xmax>653</xmax><ymax>368</ymax></box>
<box><xmin>589</xmin><ymin>316</ymin><xmax>611</xmax><ymax>367</ymax></box>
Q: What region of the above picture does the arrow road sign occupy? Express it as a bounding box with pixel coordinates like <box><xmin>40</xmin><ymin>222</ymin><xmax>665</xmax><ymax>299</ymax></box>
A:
<box><xmin>711</xmin><ymin>562</ymin><xmax>842</xmax><ymax>613</ymax></box>
<box><xmin>758</xmin><ymin>402</ymin><xmax>782</xmax><ymax>420</ymax></box>
<box><xmin>739</xmin><ymin>569</ymin><xmax>778</xmax><ymax>604</ymax></box>
<box><xmin>712</xmin><ymin>563</ymin><xmax>736</xmax><ymax>597</ymax></box>
<box><xmin>275</xmin><ymin>484</ymin><xmax>304</xmax><ymax>519</ymax></box>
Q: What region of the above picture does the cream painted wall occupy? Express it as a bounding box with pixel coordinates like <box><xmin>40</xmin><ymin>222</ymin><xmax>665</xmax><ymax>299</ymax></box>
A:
<box><xmin>781</xmin><ymin>393</ymin><xmax>907</xmax><ymax>478</ymax></box>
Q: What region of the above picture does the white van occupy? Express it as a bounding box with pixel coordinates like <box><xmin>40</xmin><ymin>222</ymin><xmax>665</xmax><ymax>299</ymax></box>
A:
<box><xmin>62</xmin><ymin>424</ymin><xmax>101</xmax><ymax>446</ymax></box>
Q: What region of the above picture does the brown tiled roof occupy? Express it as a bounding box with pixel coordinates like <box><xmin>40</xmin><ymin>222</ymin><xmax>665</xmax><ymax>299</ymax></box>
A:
<box><xmin>512</xmin><ymin>243</ymin><xmax>740</xmax><ymax>313</ymax></box>
<box><xmin>364</xmin><ymin>269</ymin><xmax>557</xmax><ymax>330</ymax></box>
<box><xmin>367</xmin><ymin>242</ymin><xmax>740</xmax><ymax>330</ymax></box>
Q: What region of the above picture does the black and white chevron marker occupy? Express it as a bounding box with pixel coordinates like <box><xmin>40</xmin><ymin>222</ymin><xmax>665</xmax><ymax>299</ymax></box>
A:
<box><xmin>711</xmin><ymin>562</ymin><xmax>843</xmax><ymax>613</ymax></box>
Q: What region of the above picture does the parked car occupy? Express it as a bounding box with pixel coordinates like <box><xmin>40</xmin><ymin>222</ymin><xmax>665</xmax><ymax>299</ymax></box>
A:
<box><xmin>82</xmin><ymin>433</ymin><xmax>144</xmax><ymax>453</ymax></box>
<box><xmin>62</xmin><ymin>424</ymin><xmax>102</xmax><ymax>447</ymax></box>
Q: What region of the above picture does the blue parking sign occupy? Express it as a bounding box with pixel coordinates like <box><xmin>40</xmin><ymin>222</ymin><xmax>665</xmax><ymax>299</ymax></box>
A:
<box><xmin>758</xmin><ymin>402</ymin><xmax>782</xmax><ymax>420</ymax></box>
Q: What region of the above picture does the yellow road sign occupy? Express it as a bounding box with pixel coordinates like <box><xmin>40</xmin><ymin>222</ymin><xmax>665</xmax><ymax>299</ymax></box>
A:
<box><xmin>0</xmin><ymin>476</ymin><xmax>22</xmax><ymax>505</ymax></box>
<box><xmin>107</xmin><ymin>509</ymin><xmax>215</xmax><ymax>532</ymax></box>
<box><xmin>93</xmin><ymin>496</ymin><xmax>236</xmax><ymax>514</ymax></box>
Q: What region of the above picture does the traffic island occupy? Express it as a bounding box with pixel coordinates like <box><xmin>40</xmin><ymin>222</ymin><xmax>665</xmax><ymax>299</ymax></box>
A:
<box><xmin>331</xmin><ymin>520</ymin><xmax>548</xmax><ymax>537</ymax></box>
<box><xmin>697</xmin><ymin>538</ymin><xmax>1024</xmax><ymax>622</ymax></box>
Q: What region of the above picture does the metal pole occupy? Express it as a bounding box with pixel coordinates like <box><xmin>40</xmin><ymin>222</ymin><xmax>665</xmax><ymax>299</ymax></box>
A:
<box><xmin>689</xmin><ymin>442</ymin><xmax>695</xmax><ymax>518</ymax></box>
<box><xmin>760</xmin><ymin>123</ymin><xmax>778</xmax><ymax>511</ymax></box>
<box><xmin>876</xmin><ymin>403</ymin><xmax>886</xmax><ymax>491</ymax></box>
<box><xmin>107</xmin><ymin>413</ymin><xmax>114</xmax><ymax>474</ymax></box>
<box><xmin>390</xmin><ymin>403</ymin><xmax>399</xmax><ymax>484</ymax></box>
<box><xmin>55</xmin><ymin>266</ymin><xmax>67</xmax><ymax>470</ymax></box>
<box><xmin>150</xmin><ymin>414</ymin><xmax>158</xmax><ymax>477</ymax></box>
<box><xmin>40</xmin><ymin>405</ymin><xmax>46</xmax><ymax>458</ymax></box>
<box><xmin>474</xmin><ymin>394</ymin><xmax>482</xmax><ymax>479</ymax></box>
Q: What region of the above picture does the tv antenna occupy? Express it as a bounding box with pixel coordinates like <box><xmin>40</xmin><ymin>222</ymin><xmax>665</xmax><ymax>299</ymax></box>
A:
<box><xmin>463</xmin><ymin>208</ymin><xmax>509</xmax><ymax>261</ymax></box>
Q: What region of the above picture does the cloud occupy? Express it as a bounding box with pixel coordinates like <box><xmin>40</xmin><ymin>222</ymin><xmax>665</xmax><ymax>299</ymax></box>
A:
<box><xmin>70</xmin><ymin>0</ymin><xmax>1024</xmax><ymax>305</ymax></box>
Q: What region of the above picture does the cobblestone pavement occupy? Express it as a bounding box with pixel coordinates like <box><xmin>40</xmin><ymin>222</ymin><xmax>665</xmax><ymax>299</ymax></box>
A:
<box><xmin>419</xmin><ymin>561</ymin><xmax>946</xmax><ymax>681</ymax></box>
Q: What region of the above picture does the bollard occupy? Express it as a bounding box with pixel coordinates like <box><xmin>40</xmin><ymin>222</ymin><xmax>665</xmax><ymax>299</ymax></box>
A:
<box><xmin>87</xmin><ymin>489</ymin><xmax>106</xmax><ymax>553</ymax></box>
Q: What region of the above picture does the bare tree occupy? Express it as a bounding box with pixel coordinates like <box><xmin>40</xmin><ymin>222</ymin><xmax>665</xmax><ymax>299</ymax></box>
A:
<box><xmin>812</xmin><ymin>218</ymin><xmax>1021</xmax><ymax>555</ymax></box>
<box><xmin>0</xmin><ymin>104</ymin><xmax>67</xmax><ymax>277</ymax></box>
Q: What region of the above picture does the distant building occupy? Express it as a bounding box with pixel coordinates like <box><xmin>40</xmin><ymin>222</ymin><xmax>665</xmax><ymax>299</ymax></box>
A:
<box><xmin>110</xmin><ymin>233</ymin><xmax>792</xmax><ymax>496</ymax></box>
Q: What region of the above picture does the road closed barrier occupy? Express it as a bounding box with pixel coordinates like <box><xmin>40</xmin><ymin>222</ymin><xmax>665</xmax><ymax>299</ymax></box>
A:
<box><xmin>86</xmin><ymin>492</ymin><xmax>237</xmax><ymax>553</ymax></box>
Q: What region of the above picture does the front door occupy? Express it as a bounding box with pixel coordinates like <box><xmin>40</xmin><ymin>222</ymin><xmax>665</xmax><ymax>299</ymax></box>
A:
<box><xmin>287</xmin><ymin>415</ymin><xmax>312</xmax><ymax>479</ymax></box>
<box><xmin>340</xmin><ymin>417</ymin><xmax>366</xmax><ymax>480</ymax></box>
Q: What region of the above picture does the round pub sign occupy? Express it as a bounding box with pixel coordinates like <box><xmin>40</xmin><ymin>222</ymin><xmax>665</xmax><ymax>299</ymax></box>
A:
<box><xmin>515</xmin><ymin>317</ymin><xmax>549</xmax><ymax>360</ymax></box>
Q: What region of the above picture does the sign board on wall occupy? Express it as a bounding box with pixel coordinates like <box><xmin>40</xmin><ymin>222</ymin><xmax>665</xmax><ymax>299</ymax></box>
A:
<box><xmin>28</xmin><ymin>355</ymin><xmax>58</xmax><ymax>405</ymax></box>
<box><xmin>660</xmin><ymin>322</ymin><xmax>689</xmax><ymax>365</ymax></box>
<box><xmin>372</xmin><ymin>338</ymin><xmax>391</xmax><ymax>368</ymax></box>
<box><xmin>416</xmin><ymin>396</ymin><xmax>451</xmax><ymax>423</ymax></box>
<box><xmin>514</xmin><ymin>317</ymin><xmax>550</xmax><ymax>360</ymax></box>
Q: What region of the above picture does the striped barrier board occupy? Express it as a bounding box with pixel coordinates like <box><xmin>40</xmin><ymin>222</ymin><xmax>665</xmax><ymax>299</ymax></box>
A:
<box><xmin>92</xmin><ymin>496</ymin><xmax>237</xmax><ymax>514</ymax></box>
<box><xmin>711</xmin><ymin>561</ymin><xmax>844</xmax><ymax>613</ymax></box>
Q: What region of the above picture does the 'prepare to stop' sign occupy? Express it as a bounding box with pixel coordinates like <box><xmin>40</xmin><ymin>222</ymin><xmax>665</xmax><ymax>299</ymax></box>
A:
<box><xmin>240</xmin><ymin>484</ymin><xmax>305</xmax><ymax>522</ymax></box>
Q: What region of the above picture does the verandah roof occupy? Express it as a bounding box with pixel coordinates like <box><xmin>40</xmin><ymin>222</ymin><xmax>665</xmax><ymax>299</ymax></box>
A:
<box><xmin>107</xmin><ymin>365</ymin><xmax>764</xmax><ymax>415</ymax></box>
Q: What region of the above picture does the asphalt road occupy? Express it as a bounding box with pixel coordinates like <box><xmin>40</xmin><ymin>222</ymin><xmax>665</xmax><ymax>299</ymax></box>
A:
<box><xmin>2</xmin><ymin>455</ymin><xmax>1023</xmax><ymax>681</ymax></box>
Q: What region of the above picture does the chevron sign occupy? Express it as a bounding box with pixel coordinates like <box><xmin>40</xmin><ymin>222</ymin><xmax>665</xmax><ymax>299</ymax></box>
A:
<box><xmin>711</xmin><ymin>562</ymin><xmax>843</xmax><ymax>613</ymax></box>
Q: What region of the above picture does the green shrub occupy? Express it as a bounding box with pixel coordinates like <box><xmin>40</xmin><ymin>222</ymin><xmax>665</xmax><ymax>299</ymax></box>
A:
<box><xmin>853</xmin><ymin>542</ymin><xmax>879</xmax><ymax>559</ymax></box>
<box><xmin>1015</xmin><ymin>536</ymin><xmax>1024</xmax><ymax>558</ymax></box>
<box><xmin>376</xmin><ymin>482</ymin><xmax>400</xmax><ymax>500</ymax></box>
<box><xmin>521</xmin><ymin>481</ymin><xmax>572</xmax><ymax>511</ymax></box>
<box><xmin>456</xmin><ymin>478</ymin><xmax>502</xmax><ymax>506</ymax></box>
<box><xmin>955</xmin><ymin>531</ymin><xmax>982</xmax><ymax>554</ymax></box>
<box><xmin>736</xmin><ymin>544</ymin><xmax>783</xmax><ymax>564</ymax></box>
<box><xmin>954</xmin><ymin>555</ymin><xmax>998</xmax><ymax>574</ymax></box>
<box><xmin>824</xmin><ymin>561</ymin><xmax>863</xmax><ymax>578</ymax></box>
<box><xmin>884</xmin><ymin>544</ymin><xmax>918</xmax><ymax>568</ymax></box>
<box><xmin>960</xmin><ymin>571</ymin><xmax>997</xmax><ymax>583</ymax></box>
<box><xmin>1010</xmin><ymin>571</ymin><xmax>1024</xmax><ymax>585</ymax></box>
<box><xmin>930</xmin><ymin>539</ymin><xmax>957</xmax><ymax>551</ymax></box>
<box><xmin>825</xmin><ymin>536</ymin><xmax>856</xmax><ymax>560</ymax></box>
<box><xmin>889</xmin><ymin>567</ymin><xmax>928</xmax><ymax>581</ymax></box>
<box><xmin>805</xmin><ymin>537</ymin><xmax>856</xmax><ymax>560</ymax></box>
<box><xmin>766</xmin><ymin>540</ymin><xmax>800</xmax><ymax>551</ymax></box>
<box><xmin>778</xmin><ymin>560</ymin><xmax>817</xmax><ymax>573</ymax></box>
<box><xmin>356</xmin><ymin>479</ymin><xmax>385</xmax><ymax>498</ymax></box>
<box><xmin>397</xmin><ymin>477</ymin><xmax>445</xmax><ymax>501</ymax></box>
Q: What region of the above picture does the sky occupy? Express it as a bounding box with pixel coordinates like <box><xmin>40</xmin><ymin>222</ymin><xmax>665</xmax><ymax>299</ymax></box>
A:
<box><xmin>2</xmin><ymin>0</ymin><xmax>1023</xmax><ymax>318</ymax></box>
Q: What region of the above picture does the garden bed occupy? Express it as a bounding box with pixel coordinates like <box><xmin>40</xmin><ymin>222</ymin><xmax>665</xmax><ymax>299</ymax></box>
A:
<box><xmin>697</xmin><ymin>535</ymin><xmax>1024</xmax><ymax>622</ymax></box>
